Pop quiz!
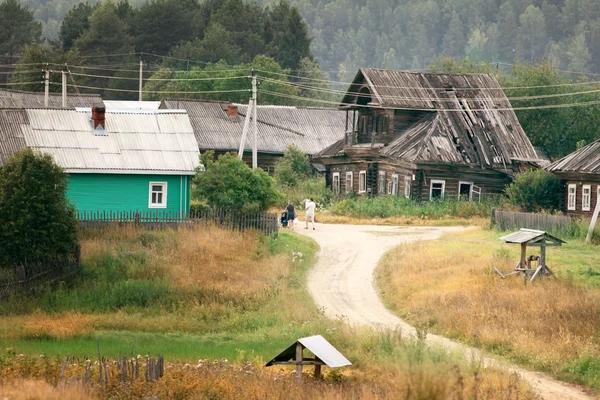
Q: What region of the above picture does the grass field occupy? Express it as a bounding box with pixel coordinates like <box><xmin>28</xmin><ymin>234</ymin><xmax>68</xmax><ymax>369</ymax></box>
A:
<box><xmin>377</xmin><ymin>227</ymin><xmax>600</xmax><ymax>391</ymax></box>
<box><xmin>0</xmin><ymin>225</ymin><xmax>537</xmax><ymax>399</ymax></box>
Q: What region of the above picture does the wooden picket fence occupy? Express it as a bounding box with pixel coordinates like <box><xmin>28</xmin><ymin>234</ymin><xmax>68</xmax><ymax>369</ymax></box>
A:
<box><xmin>490</xmin><ymin>208</ymin><xmax>572</xmax><ymax>234</ymax></box>
<box><xmin>77</xmin><ymin>209</ymin><xmax>279</xmax><ymax>237</ymax></box>
<box><xmin>0</xmin><ymin>245</ymin><xmax>81</xmax><ymax>297</ymax></box>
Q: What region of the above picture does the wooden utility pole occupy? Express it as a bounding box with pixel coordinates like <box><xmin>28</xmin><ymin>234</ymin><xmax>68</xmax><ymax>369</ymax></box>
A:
<box><xmin>44</xmin><ymin>68</ymin><xmax>50</xmax><ymax>108</ymax></box>
<box><xmin>252</xmin><ymin>69</ymin><xmax>258</xmax><ymax>169</ymax></box>
<box><xmin>138</xmin><ymin>58</ymin><xmax>143</xmax><ymax>102</ymax></box>
<box><xmin>586</xmin><ymin>199</ymin><xmax>600</xmax><ymax>242</ymax></box>
<box><xmin>61</xmin><ymin>70</ymin><xmax>67</xmax><ymax>108</ymax></box>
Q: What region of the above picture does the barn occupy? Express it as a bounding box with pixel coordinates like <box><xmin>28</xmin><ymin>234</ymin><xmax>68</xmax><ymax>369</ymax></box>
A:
<box><xmin>314</xmin><ymin>68</ymin><xmax>547</xmax><ymax>201</ymax></box>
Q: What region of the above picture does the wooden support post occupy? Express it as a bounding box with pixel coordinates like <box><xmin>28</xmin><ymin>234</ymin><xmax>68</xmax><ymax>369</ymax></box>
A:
<box><xmin>295</xmin><ymin>343</ymin><xmax>303</xmax><ymax>380</ymax></box>
<box><xmin>520</xmin><ymin>243</ymin><xmax>527</xmax><ymax>270</ymax></box>
<box><xmin>314</xmin><ymin>362</ymin><xmax>322</xmax><ymax>379</ymax></box>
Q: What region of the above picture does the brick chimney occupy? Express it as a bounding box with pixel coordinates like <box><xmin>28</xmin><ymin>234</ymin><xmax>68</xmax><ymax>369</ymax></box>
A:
<box><xmin>227</xmin><ymin>105</ymin><xmax>238</xmax><ymax>119</ymax></box>
<box><xmin>92</xmin><ymin>106</ymin><xmax>106</xmax><ymax>130</ymax></box>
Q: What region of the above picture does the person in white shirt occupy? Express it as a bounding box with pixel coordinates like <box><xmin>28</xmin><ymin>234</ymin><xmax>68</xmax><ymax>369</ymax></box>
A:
<box><xmin>305</xmin><ymin>198</ymin><xmax>316</xmax><ymax>230</ymax></box>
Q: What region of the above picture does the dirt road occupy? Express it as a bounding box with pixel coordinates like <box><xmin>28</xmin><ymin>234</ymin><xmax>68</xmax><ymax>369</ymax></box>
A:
<box><xmin>299</xmin><ymin>223</ymin><xmax>593</xmax><ymax>400</ymax></box>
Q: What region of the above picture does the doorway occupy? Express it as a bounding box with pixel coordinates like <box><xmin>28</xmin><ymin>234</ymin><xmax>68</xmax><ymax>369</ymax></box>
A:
<box><xmin>458</xmin><ymin>181</ymin><xmax>473</xmax><ymax>202</ymax></box>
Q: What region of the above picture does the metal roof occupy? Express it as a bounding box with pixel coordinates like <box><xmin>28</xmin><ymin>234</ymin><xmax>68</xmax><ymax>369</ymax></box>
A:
<box><xmin>330</xmin><ymin>69</ymin><xmax>547</xmax><ymax>170</ymax></box>
<box><xmin>0</xmin><ymin>108</ymin><xmax>28</xmax><ymax>166</ymax></box>
<box><xmin>161</xmin><ymin>99</ymin><xmax>346</xmax><ymax>155</ymax></box>
<box><xmin>546</xmin><ymin>139</ymin><xmax>600</xmax><ymax>175</ymax></box>
<box><xmin>265</xmin><ymin>335</ymin><xmax>351</xmax><ymax>368</ymax></box>
<box><xmin>0</xmin><ymin>88</ymin><xmax>103</xmax><ymax>108</ymax></box>
<box><xmin>0</xmin><ymin>108</ymin><xmax>200</xmax><ymax>174</ymax></box>
<box><xmin>104</xmin><ymin>100</ymin><xmax>161</xmax><ymax>110</ymax></box>
<box><xmin>500</xmin><ymin>229</ymin><xmax>565</xmax><ymax>245</ymax></box>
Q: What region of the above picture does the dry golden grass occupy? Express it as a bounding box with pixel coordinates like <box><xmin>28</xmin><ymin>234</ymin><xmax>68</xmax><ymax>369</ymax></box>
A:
<box><xmin>378</xmin><ymin>227</ymin><xmax>600</xmax><ymax>388</ymax></box>
<box><xmin>0</xmin><ymin>380</ymin><xmax>96</xmax><ymax>400</ymax></box>
<box><xmin>307</xmin><ymin>212</ymin><xmax>488</xmax><ymax>227</ymax></box>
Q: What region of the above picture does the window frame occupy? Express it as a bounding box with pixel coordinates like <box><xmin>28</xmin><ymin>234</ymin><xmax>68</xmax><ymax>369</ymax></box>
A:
<box><xmin>458</xmin><ymin>181</ymin><xmax>473</xmax><ymax>202</ymax></box>
<box><xmin>391</xmin><ymin>174</ymin><xmax>399</xmax><ymax>196</ymax></box>
<box><xmin>149</xmin><ymin>182</ymin><xmax>168</xmax><ymax>209</ymax></box>
<box><xmin>378</xmin><ymin>171</ymin><xmax>386</xmax><ymax>194</ymax></box>
<box><xmin>404</xmin><ymin>175</ymin><xmax>411</xmax><ymax>198</ymax></box>
<box><xmin>345</xmin><ymin>171</ymin><xmax>353</xmax><ymax>194</ymax></box>
<box><xmin>568</xmin><ymin>184</ymin><xmax>577</xmax><ymax>211</ymax></box>
<box><xmin>332</xmin><ymin>172</ymin><xmax>340</xmax><ymax>195</ymax></box>
<box><xmin>582</xmin><ymin>184</ymin><xmax>591</xmax><ymax>211</ymax></box>
<box><xmin>430</xmin><ymin>179</ymin><xmax>446</xmax><ymax>200</ymax></box>
<box><xmin>358</xmin><ymin>170</ymin><xmax>367</xmax><ymax>193</ymax></box>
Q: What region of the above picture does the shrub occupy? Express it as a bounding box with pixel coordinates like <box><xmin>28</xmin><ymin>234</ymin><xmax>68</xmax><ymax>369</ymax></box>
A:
<box><xmin>0</xmin><ymin>149</ymin><xmax>78</xmax><ymax>268</ymax></box>
<box><xmin>274</xmin><ymin>145</ymin><xmax>312</xmax><ymax>187</ymax></box>
<box><xmin>278</xmin><ymin>177</ymin><xmax>333</xmax><ymax>209</ymax></box>
<box><xmin>193</xmin><ymin>151</ymin><xmax>282</xmax><ymax>213</ymax></box>
<box><xmin>504</xmin><ymin>169</ymin><xmax>561</xmax><ymax>213</ymax></box>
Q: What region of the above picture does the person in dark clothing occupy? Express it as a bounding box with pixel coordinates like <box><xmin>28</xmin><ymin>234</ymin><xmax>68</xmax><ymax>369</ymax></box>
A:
<box><xmin>286</xmin><ymin>201</ymin><xmax>296</xmax><ymax>230</ymax></box>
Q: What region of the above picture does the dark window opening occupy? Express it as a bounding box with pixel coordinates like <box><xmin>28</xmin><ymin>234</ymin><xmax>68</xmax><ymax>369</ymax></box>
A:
<box><xmin>459</xmin><ymin>182</ymin><xmax>472</xmax><ymax>201</ymax></box>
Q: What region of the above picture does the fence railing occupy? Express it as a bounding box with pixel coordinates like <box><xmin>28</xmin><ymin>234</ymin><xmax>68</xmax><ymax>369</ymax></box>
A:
<box><xmin>0</xmin><ymin>245</ymin><xmax>81</xmax><ymax>297</ymax></box>
<box><xmin>490</xmin><ymin>208</ymin><xmax>572</xmax><ymax>233</ymax></box>
<box><xmin>77</xmin><ymin>209</ymin><xmax>279</xmax><ymax>237</ymax></box>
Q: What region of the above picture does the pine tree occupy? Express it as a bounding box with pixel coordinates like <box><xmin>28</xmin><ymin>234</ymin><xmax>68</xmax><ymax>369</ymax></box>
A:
<box><xmin>59</xmin><ymin>2</ymin><xmax>95</xmax><ymax>51</ymax></box>
<box><xmin>0</xmin><ymin>0</ymin><xmax>42</xmax><ymax>61</ymax></box>
<box><xmin>516</xmin><ymin>5</ymin><xmax>547</xmax><ymax>62</ymax></box>
<box><xmin>566</xmin><ymin>34</ymin><xmax>591</xmax><ymax>72</ymax></box>
<box><xmin>442</xmin><ymin>11</ymin><xmax>465</xmax><ymax>58</ymax></box>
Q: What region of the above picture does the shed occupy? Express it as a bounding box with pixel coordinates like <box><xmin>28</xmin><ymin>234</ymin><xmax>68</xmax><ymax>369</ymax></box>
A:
<box><xmin>496</xmin><ymin>229</ymin><xmax>565</xmax><ymax>282</ymax></box>
<box><xmin>265</xmin><ymin>335</ymin><xmax>351</xmax><ymax>379</ymax></box>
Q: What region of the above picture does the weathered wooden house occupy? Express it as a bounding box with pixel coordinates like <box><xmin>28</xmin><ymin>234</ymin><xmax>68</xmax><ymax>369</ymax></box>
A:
<box><xmin>546</xmin><ymin>140</ymin><xmax>600</xmax><ymax>217</ymax></box>
<box><xmin>314</xmin><ymin>68</ymin><xmax>547</xmax><ymax>201</ymax></box>
<box><xmin>0</xmin><ymin>107</ymin><xmax>200</xmax><ymax>216</ymax></box>
<box><xmin>161</xmin><ymin>99</ymin><xmax>345</xmax><ymax>173</ymax></box>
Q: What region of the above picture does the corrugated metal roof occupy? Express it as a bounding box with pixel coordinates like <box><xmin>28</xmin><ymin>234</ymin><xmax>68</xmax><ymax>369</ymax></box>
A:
<box><xmin>323</xmin><ymin>68</ymin><xmax>546</xmax><ymax>170</ymax></box>
<box><xmin>546</xmin><ymin>139</ymin><xmax>600</xmax><ymax>174</ymax></box>
<box><xmin>500</xmin><ymin>229</ymin><xmax>565</xmax><ymax>244</ymax></box>
<box><xmin>161</xmin><ymin>99</ymin><xmax>346</xmax><ymax>155</ymax></box>
<box><xmin>0</xmin><ymin>88</ymin><xmax>103</xmax><ymax>108</ymax></box>
<box><xmin>0</xmin><ymin>108</ymin><xmax>28</xmax><ymax>165</ymax></box>
<box><xmin>265</xmin><ymin>335</ymin><xmax>351</xmax><ymax>368</ymax></box>
<box><xmin>104</xmin><ymin>100</ymin><xmax>161</xmax><ymax>110</ymax></box>
<box><xmin>0</xmin><ymin>108</ymin><xmax>200</xmax><ymax>174</ymax></box>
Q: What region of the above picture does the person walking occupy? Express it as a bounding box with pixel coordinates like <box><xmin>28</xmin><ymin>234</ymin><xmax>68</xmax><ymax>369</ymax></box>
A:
<box><xmin>286</xmin><ymin>201</ymin><xmax>296</xmax><ymax>231</ymax></box>
<box><xmin>305</xmin><ymin>198</ymin><xmax>316</xmax><ymax>230</ymax></box>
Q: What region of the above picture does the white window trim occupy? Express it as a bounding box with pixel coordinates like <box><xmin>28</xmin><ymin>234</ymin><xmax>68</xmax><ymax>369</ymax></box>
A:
<box><xmin>378</xmin><ymin>171</ymin><xmax>386</xmax><ymax>194</ymax></box>
<box><xmin>332</xmin><ymin>172</ymin><xmax>340</xmax><ymax>194</ymax></box>
<box><xmin>149</xmin><ymin>182</ymin><xmax>168</xmax><ymax>209</ymax></box>
<box><xmin>404</xmin><ymin>176</ymin><xmax>411</xmax><ymax>198</ymax></box>
<box><xmin>582</xmin><ymin>184</ymin><xmax>591</xmax><ymax>211</ymax></box>
<box><xmin>458</xmin><ymin>181</ymin><xmax>473</xmax><ymax>202</ymax></box>
<box><xmin>430</xmin><ymin>179</ymin><xmax>446</xmax><ymax>200</ymax></box>
<box><xmin>358</xmin><ymin>170</ymin><xmax>367</xmax><ymax>193</ymax></box>
<box><xmin>391</xmin><ymin>174</ymin><xmax>399</xmax><ymax>196</ymax></box>
<box><xmin>345</xmin><ymin>171</ymin><xmax>353</xmax><ymax>193</ymax></box>
<box><xmin>568</xmin><ymin>184</ymin><xmax>577</xmax><ymax>211</ymax></box>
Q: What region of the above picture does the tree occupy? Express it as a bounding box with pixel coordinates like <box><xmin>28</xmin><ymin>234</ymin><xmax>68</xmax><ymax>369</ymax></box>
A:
<box><xmin>465</xmin><ymin>28</ymin><xmax>488</xmax><ymax>62</ymax></box>
<box><xmin>274</xmin><ymin>145</ymin><xmax>312</xmax><ymax>187</ymax></box>
<box><xmin>0</xmin><ymin>0</ymin><xmax>42</xmax><ymax>62</ymax></box>
<box><xmin>566</xmin><ymin>34</ymin><xmax>591</xmax><ymax>72</ymax></box>
<box><xmin>193</xmin><ymin>152</ymin><xmax>281</xmax><ymax>213</ymax></box>
<box><xmin>266</xmin><ymin>0</ymin><xmax>313</xmax><ymax>70</ymax></box>
<box><xmin>442</xmin><ymin>11</ymin><xmax>465</xmax><ymax>58</ymax></box>
<box><xmin>0</xmin><ymin>149</ymin><xmax>78</xmax><ymax>268</ymax></box>
<box><xmin>505</xmin><ymin>169</ymin><xmax>561</xmax><ymax>213</ymax></box>
<box><xmin>59</xmin><ymin>2</ymin><xmax>95</xmax><ymax>51</ymax></box>
<box><xmin>516</xmin><ymin>5</ymin><xmax>547</xmax><ymax>62</ymax></box>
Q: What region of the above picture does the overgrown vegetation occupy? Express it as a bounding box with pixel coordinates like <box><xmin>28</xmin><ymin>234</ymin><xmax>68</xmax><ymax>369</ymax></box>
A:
<box><xmin>193</xmin><ymin>151</ymin><xmax>281</xmax><ymax>213</ymax></box>
<box><xmin>505</xmin><ymin>169</ymin><xmax>562</xmax><ymax>213</ymax></box>
<box><xmin>0</xmin><ymin>149</ymin><xmax>78</xmax><ymax>268</ymax></box>
<box><xmin>377</xmin><ymin>228</ymin><xmax>600</xmax><ymax>390</ymax></box>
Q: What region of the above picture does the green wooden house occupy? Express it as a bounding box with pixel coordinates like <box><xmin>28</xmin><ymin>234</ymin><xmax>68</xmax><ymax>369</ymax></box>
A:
<box><xmin>0</xmin><ymin>107</ymin><xmax>200</xmax><ymax>217</ymax></box>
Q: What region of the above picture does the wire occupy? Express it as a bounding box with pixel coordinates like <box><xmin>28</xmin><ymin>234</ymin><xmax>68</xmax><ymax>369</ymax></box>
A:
<box><xmin>60</xmin><ymin>82</ymin><xmax>249</xmax><ymax>95</ymax></box>
<box><xmin>67</xmin><ymin>71</ymin><xmax>251</xmax><ymax>82</ymax></box>
<box><xmin>0</xmin><ymin>82</ymin><xmax>43</xmax><ymax>87</ymax></box>
<box><xmin>258</xmin><ymin>89</ymin><xmax>600</xmax><ymax>112</ymax></box>
<box><xmin>0</xmin><ymin>70</ymin><xmax>43</xmax><ymax>76</ymax></box>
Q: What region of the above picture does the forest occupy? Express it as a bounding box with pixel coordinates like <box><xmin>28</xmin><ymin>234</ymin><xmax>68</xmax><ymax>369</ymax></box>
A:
<box><xmin>2</xmin><ymin>0</ymin><xmax>600</xmax><ymax>159</ymax></box>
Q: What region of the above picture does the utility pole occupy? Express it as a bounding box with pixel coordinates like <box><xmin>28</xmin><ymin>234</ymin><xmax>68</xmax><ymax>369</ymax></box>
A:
<box><xmin>139</xmin><ymin>58</ymin><xmax>143</xmax><ymax>102</ymax></box>
<box><xmin>252</xmin><ymin>69</ymin><xmax>258</xmax><ymax>170</ymax></box>
<box><xmin>61</xmin><ymin>70</ymin><xmax>67</xmax><ymax>108</ymax></box>
<box><xmin>44</xmin><ymin>68</ymin><xmax>50</xmax><ymax>108</ymax></box>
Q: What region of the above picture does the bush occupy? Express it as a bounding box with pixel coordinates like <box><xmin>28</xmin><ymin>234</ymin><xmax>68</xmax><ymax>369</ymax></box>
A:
<box><xmin>505</xmin><ymin>169</ymin><xmax>561</xmax><ymax>213</ymax></box>
<box><xmin>274</xmin><ymin>145</ymin><xmax>312</xmax><ymax>187</ymax></box>
<box><xmin>277</xmin><ymin>177</ymin><xmax>333</xmax><ymax>209</ymax></box>
<box><xmin>193</xmin><ymin>151</ymin><xmax>282</xmax><ymax>213</ymax></box>
<box><xmin>0</xmin><ymin>149</ymin><xmax>78</xmax><ymax>268</ymax></box>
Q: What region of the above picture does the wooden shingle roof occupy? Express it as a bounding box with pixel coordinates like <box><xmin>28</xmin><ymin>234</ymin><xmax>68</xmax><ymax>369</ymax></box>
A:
<box><xmin>547</xmin><ymin>140</ymin><xmax>600</xmax><ymax>175</ymax></box>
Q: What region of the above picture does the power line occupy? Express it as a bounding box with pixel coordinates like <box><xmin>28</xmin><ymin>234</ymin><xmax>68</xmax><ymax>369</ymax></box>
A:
<box><xmin>67</xmin><ymin>71</ymin><xmax>251</xmax><ymax>82</ymax></box>
<box><xmin>57</xmin><ymin>82</ymin><xmax>249</xmax><ymax>95</ymax></box>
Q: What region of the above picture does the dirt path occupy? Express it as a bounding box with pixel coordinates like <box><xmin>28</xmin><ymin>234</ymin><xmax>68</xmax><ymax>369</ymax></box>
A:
<box><xmin>298</xmin><ymin>223</ymin><xmax>594</xmax><ymax>400</ymax></box>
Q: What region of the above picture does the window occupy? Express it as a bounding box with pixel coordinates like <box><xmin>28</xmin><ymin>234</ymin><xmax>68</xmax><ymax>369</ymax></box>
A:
<box><xmin>378</xmin><ymin>171</ymin><xmax>386</xmax><ymax>194</ymax></box>
<box><xmin>345</xmin><ymin>171</ymin><xmax>353</xmax><ymax>193</ymax></box>
<box><xmin>430</xmin><ymin>179</ymin><xmax>445</xmax><ymax>200</ymax></box>
<box><xmin>568</xmin><ymin>184</ymin><xmax>577</xmax><ymax>211</ymax></box>
<box><xmin>404</xmin><ymin>176</ymin><xmax>411</xmax><ymax>198</ymax></box>
<box><xmin>583</xmin><ymin>185</ymin><xmax>591</xmax><ymax>211</ymax></box>
<box><xmin>149</xmin><ymin>182</ymin><xmax>167</xmax><ymax>208</ymax></box>
<box><xmin>358</xmin><ymin>171</ymin><xmax>367</xmax><ymax>193</ymax></box>
<box><xmin>332</xmin><ymin>172</ymin><xmax>340</xmax><ymax>195</ymax></box>
<box><xmin>458</xmin><ymin>181</ymin><xmax>473</xmax><ymax>202</ymax></box>
<box><xmin>391</xmin><ymin>174</ymin><xmax>399</xmax><ymax>195</ymax></box>
<box><xmin>387</xmin><ymin>182</ymin><xmax>392</xmax><ymax>195</ymax></box>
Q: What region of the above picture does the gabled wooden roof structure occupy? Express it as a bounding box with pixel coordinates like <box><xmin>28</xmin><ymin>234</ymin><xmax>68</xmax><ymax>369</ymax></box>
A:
<box><xmin>325</xmin><ymin>68</ymin><xmax>548</xmax><ymax>171</ymax></box>
<box><xmin>499</xmin><ymin>229</ymin><xmax>565</xmax><ymax>246</ymax></box>
<box><xmin>546</xmin><ymin>139</ymin><xmax>600</xmax><ymax>176</ymax></box>
<box><xmin>266</xmin><ymin>335</ymin><xmax>351</xmax><ymax>368</ymax></box>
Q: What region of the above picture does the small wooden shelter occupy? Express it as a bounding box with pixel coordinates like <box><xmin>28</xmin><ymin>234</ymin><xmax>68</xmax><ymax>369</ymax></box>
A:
<box><xmin>495</xmin><ymin>229</ymin><xmax>565</xmax><ymax>282</ymax></box>
<box><xmin>265</xmin><ymin>335</ymin><xmax>351</xmax><ymax>380</ymax></box>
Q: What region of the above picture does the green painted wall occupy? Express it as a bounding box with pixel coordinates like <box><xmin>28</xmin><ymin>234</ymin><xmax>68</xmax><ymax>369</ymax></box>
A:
<box><xmin>67</xmin><ymin>174</ymin><xmax>192</xmax><ymax>216</ymax></box>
